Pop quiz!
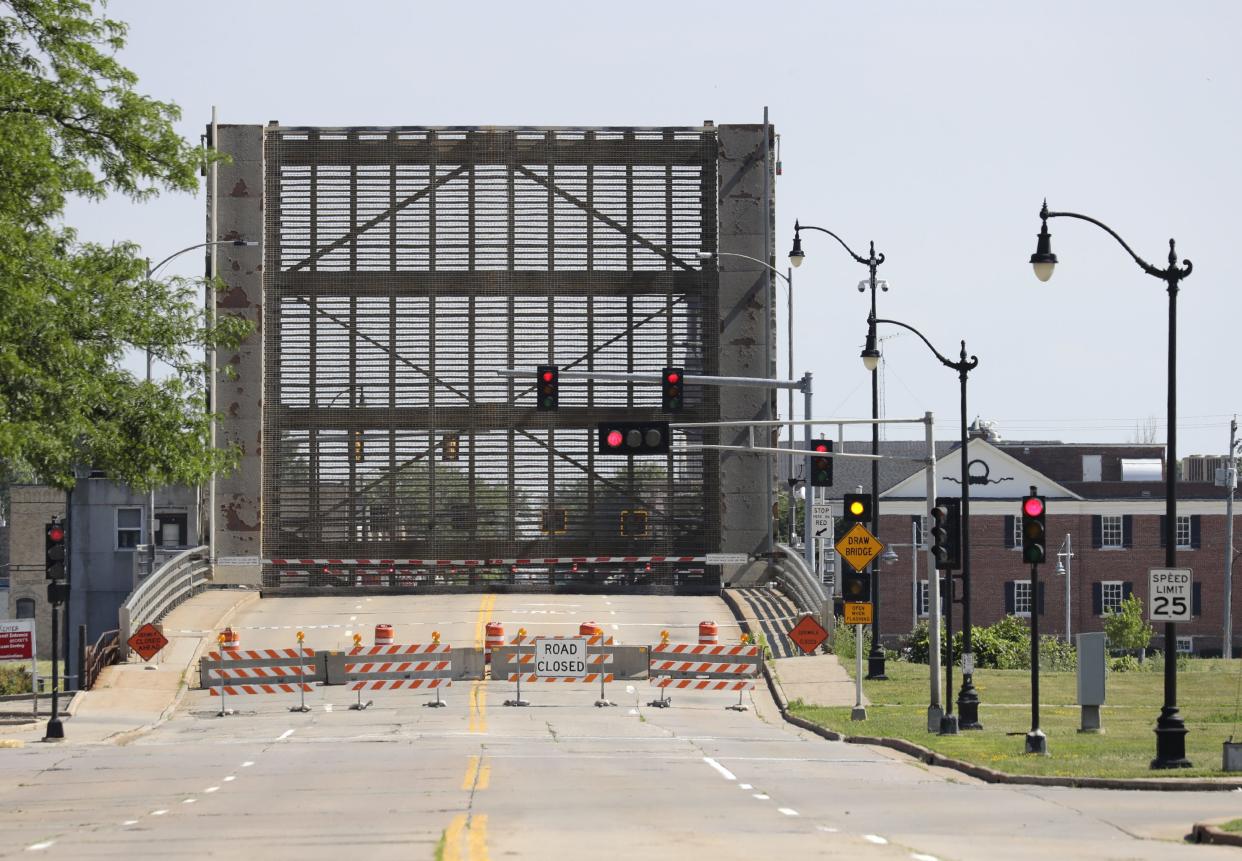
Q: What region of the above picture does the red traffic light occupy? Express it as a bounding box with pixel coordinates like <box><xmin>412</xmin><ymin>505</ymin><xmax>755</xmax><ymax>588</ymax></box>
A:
<box><xmin>541</xmin><ymin>370</ymin><xmax>555</xmax><ymax>383</ymax></box>
<box><xmin>813</xmin><ymin>442</ymin><xmax>829</xmax><ymax>453</ymax></box>
<box><xmin>665</xmin><ymin>372</ymin><xmax>680</xmax><ymax>384</ymax></box>
<box><xmin>606</xmin><ymin>430</ymin><xmax>624</xmax><ymax>448</ymax></box>
<box><xmin>47</xmin><ymin>525</ymin><xmax>65</xmax><ymax>543</ymax></box>
<box><xmin>1022</xmin><ymin>497</ymin><xmax>1044</xmax><ymax>518</ymax></box>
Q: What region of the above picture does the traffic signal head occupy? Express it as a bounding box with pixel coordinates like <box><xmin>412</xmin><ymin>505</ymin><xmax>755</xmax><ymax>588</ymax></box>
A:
<box><xmin>841</xmin><ymin>568</ymin><xmax>871</xmax><ymax>602</ymax></box>
<box><xmin>442</xmin><ymin>433</ymin><xmax>460</xmax><ymax>462</ymax></box>
<box><xmin>933</xmin><ymin>496</ymin><xmax>962</xmax><ymax>571</ymax></box>
<box><xmin>809</xmin><ymin>440</ymin><xmax>834</xmax><ymax>487</ymax></box>
<box><xmin>1021</xmin><ymin>490</ymin><xmax>1047</xmax><ymax>564</ymax></box>
<box><xmin>45</xmin><ymin>519</ymin><xmax>66</xmax><ymax>580</ymax></box>
<box><xmin>661</xmin><ymin>367</ymin><xmax>684</xmax><ymax>413</ymax></box>
<box><xmin>596</xmin><ymin>421</ymin><xmax>670</xmax><ymax>456</ymax></box>
<box><xmin>843</xmin><ymin>492</ymin><xmax>872</xmax><ymax>524</ymax></box>
<box><xmin>929</xmin><ymin>505</ymin><xmax>949</xmax><ymax>567</ymax></box>
<box><xmin>537</xmin><ymin>365</ymin><xmax>559</xmax><ymax>411</ymax></box>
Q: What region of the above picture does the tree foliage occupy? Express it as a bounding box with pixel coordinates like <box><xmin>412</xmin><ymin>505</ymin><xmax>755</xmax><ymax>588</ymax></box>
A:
<box><xmin>1103</xmin><ymin>594</ymin><xmax>1153</xmax><ymax>654</ymax></box>
<box><xmin>0</xmin><ymin>0</ymin><xmax>250</xmax><ymax>490</ymax></box>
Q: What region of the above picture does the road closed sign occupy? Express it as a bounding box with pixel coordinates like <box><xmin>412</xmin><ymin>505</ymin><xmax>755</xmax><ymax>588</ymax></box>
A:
<box><xmin>534</xmin><ymin>637</ymin><xmax>587</xmax><ymax>677</ymax></box>
<box><xmin>1149</xmin><ymin>568</ymin><xmax>1193</xmax><ymax>622</ymax></box>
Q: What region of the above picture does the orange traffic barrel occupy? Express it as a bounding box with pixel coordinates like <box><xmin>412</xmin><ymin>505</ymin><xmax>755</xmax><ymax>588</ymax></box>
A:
<box><xmin>374</xmin><ymin>624</ymin><xmax>395</xmax><ymax>646</ymax></box>
<box><xmin>699</xmin><ymin>620</ymin><xmax>719</xmax><ymax>646</ymax></box>
<box><xmin>485</xmin><ymin>621</ymin><xmax>504</xmax><ymax>663</ymax></box>
<box><xmin>221</xmin><ymin>627</ymin><xmax>240</xmax><ymax>649</ymax></box>
<box><xmin>579</xmin><ymin>621</ymin><xmax>603</xmax><ymax>640</ymax></box>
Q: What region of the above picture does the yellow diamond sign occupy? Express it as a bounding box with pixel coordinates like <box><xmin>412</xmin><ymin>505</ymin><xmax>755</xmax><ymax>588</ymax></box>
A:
<box><xmin>835</xmin><ymin>523</ymin><xmax>886</xmax><ymax>573</ymax></box>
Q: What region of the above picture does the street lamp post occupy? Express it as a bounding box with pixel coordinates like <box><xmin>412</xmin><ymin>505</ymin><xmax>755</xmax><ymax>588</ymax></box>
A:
<box><xmin>144</xmin><ymin>239</ymin><xmax>256</xmax><ymax>577</ymax></box>
<box><xmin>791</xmin><ymin>222</ymin><xmax>889</xmax><ymax>679</ymax></box>
<box><xmin>1055</xmin><ymin>535</ymin><xmax>1075</xmax><ymax>643</ymax></box>
<box><xmin>866</xmin><ymin>318</ymin><xmax>981</xmax><ymax>728</ymax></box>
<box><xmin>1029</xmin><ymin>200</ymin><xmax>1193</xmax><ymax>769</ymax></box>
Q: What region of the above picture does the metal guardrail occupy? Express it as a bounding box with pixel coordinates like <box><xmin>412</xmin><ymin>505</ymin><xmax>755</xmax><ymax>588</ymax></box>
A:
<box><xmin>81</xmin><ymin>629</ymin><xmax>119</xmax><ymax>690</ymax></box>
<box><xmin>118</xmin><ymin>545</ymin><xmax>210</xmax><ymax>660</ymax></box>
<box><xmin>772</xmin><ymin>542</ymin><xmax>829</xmax><ymax>618</ymax></box>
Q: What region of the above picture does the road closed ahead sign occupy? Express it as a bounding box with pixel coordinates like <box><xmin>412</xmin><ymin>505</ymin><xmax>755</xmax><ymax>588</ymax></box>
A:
<box><xmin>534</xmin><ymin>637</ymin><xmax>587</xmax><ymax>677</ymax></box>
<box><xmin>1149</xmin><ymin>568</ymin><xmax>1193</xmax><ymax>622</ymax></box>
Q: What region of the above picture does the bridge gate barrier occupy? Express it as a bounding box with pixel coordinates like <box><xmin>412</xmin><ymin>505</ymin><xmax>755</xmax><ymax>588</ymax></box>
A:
<box><xmin>344</xmin><ymin>637</ymin><xmax>452</xmax><ymax>710</ymax></box>
<box><xmin>203</xmin><ymin>638</ymin><xmax>319</xmax><ymax>716</ymax></box>
<box><xmin>647</xmin><ymin>640</ymin><xmax>761</xmax><ymax>711</ymax></box>
<box><xmin>494</xmin><ymin>630</ymin><xmax>618</xmax><ymax>708</ymax></box>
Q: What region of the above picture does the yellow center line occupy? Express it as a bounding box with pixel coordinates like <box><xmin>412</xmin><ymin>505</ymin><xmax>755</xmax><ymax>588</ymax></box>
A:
<box><xmin>461</xmin><ymin>755</ymin><xmax>491</xmax><ymax>791</ymax></box>
<box><xmin>443</xmin><ymin>813</ymin><xmax>467</xmax><ymax>861</ymax></box>
<box><xmin>468</xmin><ymin>814</ymin><xmax>490</xmax><ymax>861</ymax></box>
<box><xmin>468</xmin><ymin>594</ymin><xmax>494</xmax><ymax>734</ymax></box>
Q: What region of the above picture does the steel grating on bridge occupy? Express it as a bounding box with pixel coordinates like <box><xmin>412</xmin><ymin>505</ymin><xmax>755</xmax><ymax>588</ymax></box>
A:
<box><xmin>262</xmin><ymin>126</ymin><xmax>722</xmax><ymax>592</ymax></box>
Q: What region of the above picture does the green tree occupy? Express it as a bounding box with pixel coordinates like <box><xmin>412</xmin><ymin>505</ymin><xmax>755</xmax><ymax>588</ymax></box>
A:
<box><xmin>0</xmin><ymin>0</ymin><xmax>250</xmax><ymax>490</ymax></box>
<box><xmin>1103</xmin><ymin>594</ymin><xmax>1154</xmax><ymax>654</ymax></box>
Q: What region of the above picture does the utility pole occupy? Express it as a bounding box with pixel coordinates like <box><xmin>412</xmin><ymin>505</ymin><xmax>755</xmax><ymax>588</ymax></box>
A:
<box><xmin>1226</xmin><ymin>416</ymin><xmax>1238</xmax><ymax>659</ymax></box>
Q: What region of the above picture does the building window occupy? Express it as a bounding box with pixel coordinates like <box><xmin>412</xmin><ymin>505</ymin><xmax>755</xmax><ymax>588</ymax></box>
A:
<box><xmin>117</xmin><ymin>507</ymin><xmax>142</xmax><ymax>550</ymax></box>
<box><xmin>1101</xmin><ymin>515</ymin><xmax>1123</xmax><ymax>548</ymax></box>
<box><xmin>1176</xmin><ymin>516</ymin><xmax>1192</xmax><ymax>549</ymax></box>
<box><xmin>1102</xmin><ymin>580</ymin><xmax>1124</xmax><ymax>614</ymax></box>
<box><xmin>1013</xmin><ymin>516</ymin><xmax>1023</xmax><ymax>550</ymax></box>
<box><xmin>917</xmin><ymin>581</ymin><xmax>930</xmax><ymax>617</ymax></box>
<box><xmin>912</xmin><ymin>516</ymin><xmax>926</xmax><ymax>548</ymax></box>
<box><xmin>1175</xmin><ymin>636</ymin><xmax>1194</xmax><ymax>654</ymax></box>
<box><xmin>16</xmin><ymin>598</ymin><xmax>35</xmax><ymax>618</ymax></box>
<box><xmin>1013</xmin><ymin>580</ymin><xmax>1032</xmax><ymax>616</ymax></box>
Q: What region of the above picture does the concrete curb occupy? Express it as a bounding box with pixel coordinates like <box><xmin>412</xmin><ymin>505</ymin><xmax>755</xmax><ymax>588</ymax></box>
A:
<box><xmin>1190</xmin><ymin>823</ymin><xmax>1242</xmax><ymax>846</ymax></box>
<box><xmin>720</xmin><ymin>587</ymin><xmax>1242</xmax><ymax>793</ymax></box>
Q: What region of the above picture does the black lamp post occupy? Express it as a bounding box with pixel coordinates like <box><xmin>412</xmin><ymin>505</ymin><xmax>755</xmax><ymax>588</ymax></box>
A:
<box><xmin>791</xmin><ymin>221</ymin><xmax>889</xmax><ymax>679</ymax></box>
<box><xmin>869</xmin><ymin>319</ymin><xmax>982</xmax><ymax>728</ymax></box>
<box><xmin>1030</xmin><ymin>200</ymin><xmax>1193</xmax><ymax>769</ymax></box>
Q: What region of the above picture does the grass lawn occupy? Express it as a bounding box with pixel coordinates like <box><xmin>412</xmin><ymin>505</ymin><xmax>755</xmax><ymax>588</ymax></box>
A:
<box><xmin>1221</xmin><ymin>819</ymin><xmax>1242</xmax><ymax>833</ymax></box>
<box><xmin>787</xmin><ymin>657</ymin><xmax>1242</xmax><ymax>779</ymax></box>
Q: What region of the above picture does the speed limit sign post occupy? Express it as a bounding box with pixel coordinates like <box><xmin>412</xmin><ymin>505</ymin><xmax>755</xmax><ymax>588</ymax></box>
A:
<box><xmin>1149</xmin><ymin>568</ymin><xmax>1193</xmax><ymax>622</ymax></box>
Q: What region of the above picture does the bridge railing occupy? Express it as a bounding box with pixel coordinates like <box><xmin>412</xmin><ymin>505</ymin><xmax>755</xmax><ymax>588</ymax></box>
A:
<box><xmin>772</xmin><ymin>543</ymin><xmax>830</xmax><ymax>621</ymax></box>
<box><xmin>118</xmin><ymin>545</ymin><xmax>211</xmax><ymax>660</ymax></box>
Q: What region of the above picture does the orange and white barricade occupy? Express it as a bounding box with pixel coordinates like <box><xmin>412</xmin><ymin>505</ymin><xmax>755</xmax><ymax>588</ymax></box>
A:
<box><xmin>647</xmin><ymin>640</ymin><xmax>761</xmax><ymax>711</ymax></box>
<box><xmin>500</xmin><ymin>630</ymin><xmax>617</xmax><ymax>708</ymax></box>
<box><xmin>205</xmin><ymin>641</ymin><xmax>318</xmax><ymax>716</ymax></box>
<box><xmin>344</xmin><ymin>638</ymin><xmax>452</xmax><ymax>710</ymax></box>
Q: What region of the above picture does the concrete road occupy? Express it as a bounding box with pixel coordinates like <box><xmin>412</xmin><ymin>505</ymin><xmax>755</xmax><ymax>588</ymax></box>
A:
<box><xmin>1</xmin><ymin>592</ymin><xmax>1239</xmax><ymax>860</ymax></box>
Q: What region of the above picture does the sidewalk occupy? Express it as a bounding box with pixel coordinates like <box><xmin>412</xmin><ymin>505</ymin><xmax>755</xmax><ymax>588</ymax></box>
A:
<box><xmin>2</xmin><ymin>589</ymin><xmax>256</xmax><ymax>745</ymax></box>
<box><xmin>771</xmin><ymin>653</ymin><xmax>868</xmax><ymax>708</ymax></box>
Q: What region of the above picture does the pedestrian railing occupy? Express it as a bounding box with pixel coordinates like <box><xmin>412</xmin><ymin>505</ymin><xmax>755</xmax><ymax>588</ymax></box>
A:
<box><xmin>118</xmin><ymin>545</ymin><xmax>210</xmax><ymax>660</ymax></box>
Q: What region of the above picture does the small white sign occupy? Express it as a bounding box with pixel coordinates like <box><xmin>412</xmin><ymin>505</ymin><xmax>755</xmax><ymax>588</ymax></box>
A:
<box><xmin>215</xmin><ymin>556</ymin><xmax>262</xmax><ymax>567</ymax></box>
<box><xmin>1217</xmin><ymin>467</ymin><xmax>1238</xmax><ymax>489</ymax></box>
<box><xmin>534</xmin><ymin>637</ymin><xmax>587</xmax><ymax>677</ymax></box>
<box><xmin>812</xmin><ymin>503</ymin><xmax>832</xmax><ymax>536</ymax></box>
<box><xmin>705</xmin><ymin>553</ymin><xmax>749</xmax><ymax>565</ymax></box>
<box><xmin>1149</xmin><ymin>568</ymin><xmax>1193</xmax><ymax>622</ymax></box>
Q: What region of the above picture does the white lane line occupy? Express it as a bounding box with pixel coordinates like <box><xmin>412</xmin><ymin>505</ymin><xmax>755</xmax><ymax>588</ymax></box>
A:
<box><xmin>324</xmin><ymin>703</ymin><xmax>333</xmax><ymax>712</ymax></box>
<box><xmin>703</xmin><ymin>757</ymin><xmax>736</xmax><ymax>781</ymax></box>
<box><xmin>910</xmin><ymin>855</ymin><xmax>938</xmax><ymax>861</ymax></box>
<box><xmin>350</xmin><ymin>616</ymin><xmax>357</xmax><ymax>621</ymax></box>
<box><xmin>752</xmin><ymin>793</ymin><xmax>770</xmax><ymax>800</ymax></box>
<box><xmin>27</xmin><ymin>841</ymin><xmax>55</xmax><ymax>851</ymax></box>
<box><xmin>628</xmin><ymin>708</ymin><xmax>639</xmax><ymax>715</ymax></box>
<box><xmin>611</xmin><ymin>624</ymin><xmax>619</xmax><ymax>630</ymax></box>
<box><xmin>816</xmin><ymin>825</ymin><xmax>839</xmax><ymax>833</ymax></box>
<box><xmin>625</xmin><ymin>685</ymin><xmax>635</xmax><ymax>694</ymax></box>
<box><xmin>123</xmin><ymin>820</ymin><xmax>139</xmax><ymax>826</ymax></box>
<box><xmin>182</xmin><ymin>798</ymin><xmax>196</xmax><ymax>804</ymax></box>
<box><xmin>864</xmin><ymin>835</ymin><xmax>888</xmax><ymax>845</ymax></box>
<box><xmin>223</xmin><ymin>776</ymin><xmax>236</xmax><ymax>782</ymax></box>
<box><xmin>151</xmin><ymin>809</ymin><xmax>168</xmax><ymax>817</ymax></box>
<box><xmin>739</xmin><ymin>783</ymin><xmax>752</xmax><ymax>789</ymax></box>
<box><xmin>241</xmin><ymin>761</ymin><xmax>254</xmax><ymax>767</ymax></box>
<box><xmin>777</xmin><ymin>808</ymin><xmax>799</xmax><ymax>816</ymax></box>
<box><xmin>277</xmin><ymin>729</ymin><xmax>295</xmax><ymax>741</ymax></box>
<box><xmin>204</xmin><ymin>787</ymin><xmax>220</xmax><ymax>793</ymax></box>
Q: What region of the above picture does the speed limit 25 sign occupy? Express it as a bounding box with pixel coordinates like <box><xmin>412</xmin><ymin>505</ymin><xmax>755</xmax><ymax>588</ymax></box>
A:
<box><xmin>1149</xmin><ymin>568</ymin><xmax>1193</xmax><ymax>622</ymax></box>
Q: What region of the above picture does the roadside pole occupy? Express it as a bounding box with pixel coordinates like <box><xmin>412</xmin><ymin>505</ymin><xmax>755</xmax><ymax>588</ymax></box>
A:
<box><xmin>851</xmin><ymin>624</ymin><xmax>866</xmax><ymax>721</ymax></box>
<box><xmin>1225</xmin><ymin>417</ymin><xmax>1237</xmax><ymax>658</ymax></box>
<box><xmin>924</xmin><ymin>411</ymin><xmax>943</xmax><ymax>731</ymax></box>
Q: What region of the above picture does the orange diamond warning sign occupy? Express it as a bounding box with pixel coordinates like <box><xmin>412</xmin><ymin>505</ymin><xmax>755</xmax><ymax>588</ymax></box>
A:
<box><xmin>834</xmin><ymin>523</ymin><xmax>886</xmax><ymax>573</ymax></box>
<box><xmin>788</xmin><ymin>615</ymin><xmax>829</xmax><ymax>655</ymax></box>
<box><xmin>127</xmin><ymin>623</ymin><xmax>168</xmax><ymax>662</ymax></box>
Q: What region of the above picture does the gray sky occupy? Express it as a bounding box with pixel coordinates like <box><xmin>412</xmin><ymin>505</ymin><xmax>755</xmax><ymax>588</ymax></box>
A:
<box><xmin>69</xmin><ymin>0</ymin><xmax>1241</xmax><ymax>456</ymax></box>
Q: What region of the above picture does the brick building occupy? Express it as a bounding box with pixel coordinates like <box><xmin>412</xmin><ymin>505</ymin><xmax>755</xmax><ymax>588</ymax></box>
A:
<box><xmin>859</xmin><ymin>437</ymin><xmax>1235</xmax><ymax>655</ymax></box>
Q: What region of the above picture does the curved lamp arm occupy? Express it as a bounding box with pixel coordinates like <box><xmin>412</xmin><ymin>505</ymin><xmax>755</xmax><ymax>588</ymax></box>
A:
<box><xmin>874</xmin><ymin>317</ymin><xmax>979</xmax><ymax>374</ymax></box>
<box><xmin>148</xmin><ymin>239</ymin><xmax>256</xmax><ymax>279</ymax></box>
<box><xmin>1040</xmin><ymin>202</ymin><xmax>1192</xmax><ymax>282</ymax></box>
<box><xmin>793</xmin><ymin>221</ymin><xmax>884</xmax><ymax>268</ymax></box>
